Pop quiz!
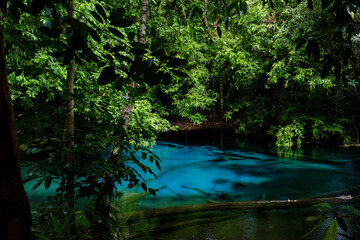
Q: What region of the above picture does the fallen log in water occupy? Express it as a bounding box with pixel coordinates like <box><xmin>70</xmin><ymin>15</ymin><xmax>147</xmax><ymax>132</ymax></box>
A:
<box><xmin>124</xmin><ymin>195</ymin><xmax>360</xmax><ymax>221</ymax></box>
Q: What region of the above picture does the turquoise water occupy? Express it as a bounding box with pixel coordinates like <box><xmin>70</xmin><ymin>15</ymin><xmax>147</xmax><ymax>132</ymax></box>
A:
<box><xmin>23</xmin><ymin>130</ymin><xmax>360</xmax><ymax>239</ymax></box>
<box><xmin>123</xmin><ymin>136</ymin><xmax>360</xmax><ymax>209</ymax></box>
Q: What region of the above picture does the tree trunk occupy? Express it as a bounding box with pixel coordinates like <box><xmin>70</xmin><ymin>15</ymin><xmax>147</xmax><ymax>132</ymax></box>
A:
<box><xmin>63</xmin><ymin>0</ymin><xmax>76</xmax><ymax>233</ymax></box>
<box><xmin>0</xmin><ymin>17</ymin><xmax>31</xmax><ymax>240</ymax></box>
<box><xmin>93</xmin><ymin>1</ymin><xmax>148</xmax><ymax>238</ymax></box>
<box><xmin>220</xmin><ymin>82</ymin><xmax>224</xmax><ymax>116</ymax></box>
<box><xmin>202</xmin><ymin>0</ymin><xmax>213</xmax><ymax>42</ymax></box>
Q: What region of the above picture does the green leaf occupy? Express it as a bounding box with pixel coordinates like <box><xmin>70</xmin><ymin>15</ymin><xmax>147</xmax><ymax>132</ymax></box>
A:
<box><xmin>111</xmin><ymin>18</ymin><xmax>135</xmax><ymax>28</ymax></box>
<box><xmin>339</xmin><ymin>205</ymin><xmax>360</xmax><ymax>217</ymax></box>
<box><xmin>336</xmin><ymin>216</ymin><xmax>347</xmax><ymax>232</ymax></box>
<box><xmin>39</xmin><ymin>26</ymin><xmax>62</xmax><ymax>38</ymax></box>
<box><xmin>31</xmin><ymin>0</ymin><xmax>46</xmax><ymax>15</ymax></box>
<box><xmin>151</xmin><ymin>49</ymin><xmax>166</xmax><ymax>57</ymax></box>
<box><xmin>90</xmin><ymin>11</ymin><xmax>103</xmax><ymax>24</ymax></box>
<box><xmin>144</xmin><ymin>62</ymin><xmax>157</xmax><ymax>83</ymax></box>
<box><xmin>9</xmin><ymin>2</ymin><xmax>20</xmax><ymax>23</ymax></box>
<box><xmin>307</xmin><ymin>0</ymin><xmax>314</xmax><ymax>10</ymax></box>
<box><xmin>313</xmin><ymin>202</ymin><xmax>333</xmax><ymax>210</ymax></box>
<box><xmin>108</xmin><ymin>27</ymin><xmax>124</xmax><ymax>39</ymax></box>
<box><xmin>115</xmin><ymin>77</ymin><xmax>125</xmax><ymax>91</ymax></box>
<box><xmin>171</xmin><ymin>69</ymin><xmax>189</xmax><ymax>78</ymax></box>
<box><xmin>155</xmin><ymin>160</ymin><xmax>161</xmax><ymax>171</ymax></box>
<box><xmin>23</xmin><ymin>175</ymin><xmax>37</xmax><ymax>184</ymax></box>
<box><xmin>44</xmin><ymin>177</ymin><xmax>51</xmax><ymax>190</ymax></box>
<box><xmin>141</xmin><ymin>182</ymin><xmax>147</xmax><ymax>192</ymax></box>
<box><xmin>32</xmin><ymin>181</ymin><xmax>42</xmax><ymax>191</ymax></box>
<box><xmin>141</xmin><ymin>152</ymin><xmax>147</xmax><ymax>160</ymax></box>
<box><xmin>112</xmin><ymin>45</ymin><xmax>126</xmax><ymax>53</ymax></box>
<box><xmin>109</xmin><ymin>8</ymin><xmax>126</xmax><ymax>23</ymax></box>
<box><xmin>323</xmin><ymin>218</ymin><xmax>338</xmax><ymax>240</ymax></box>
<box><xmin>131</xmin><ymin>42</ymin><xmax>149</xmax><ymax>50</ymax></box>
<box><xmin>88</xmin><ymin>27</ymin><xmax>101</xmax><ymax>42</ymax></box>
<box><xmin>115</xmin><ymin>53</ymin><xmax>132</xmax><ymax>63</ymax></box>
<box><xmin>149</xmin><ymin>155</ymin><xmax>154</xmax><ymax>163</ymax></box>
<box><xmin>65</xmin><ymin>18</ymin><xmax>89</xmax><ymax>39</ymax></box>
<box><xmin>305</xmin><ymin>216</ymin><xmax>326</xmax><ymax>222</ymax></box>
<box><xmin>321</xmin><ymin>0</ymin><xmax>332</xmax><ymax>9</ymax></box>
<box><xmin>19</xmin><ymin>144</ymin><xmax>28</xmax><ymax>151</ymax></box>
<box><xmin>150</xmin><ymin>71</ymin><xmax>163</xmax><ymax>85</ymax></box>
<box><xmin>149</xmin><ymin>188</ymin><xmax>156</xmax><ymax>196</ymax></box>
<box><xmin>58</xmin><ymin>213</ymin><xmax>74</xmax><ymax>234</ymax></box>
<box><xmin>130</xmin><ymin>151</ymin><xmax>136</xmax><ymax>160</ymax></box>
<box><xmin>95</xmin><ymin>4</ymin><xmax>107</xmax><ymax>20</ymax></box>
<box><xmin>52</xmin><ymin>217</ymin><xmax>59</xmax><ymax>232</ymax></box>
<box><xmin>217</xmin><ymin>26</ymin><xmax>222</xmax><ymax>38</ymax></box>
<box><xmin>303</xmin><ymin>217</ymin><xmax>328</xmax><ymax>237</ymax></box>
<box><xmin>268</xmin><ymin>0</ymin><xmax>274</xmax><ymax>8</ymax></box>
<box><xmin>167</xmin><ymin>57</ymin><xmax>188</xmax><ymax>67</ymax></box>
<box><xmin>241</xmin><ymin>1</ymin><xmax>248</xmax><ymax>14</ymax></box>
<box><xmin>63</xmin><ymin>48</ymin><xmax>75</xmax><ymax>65</ymax></box>
<box><xmin>97</xmin><ymin>66</ymin><xmax>116</xmax><ymax>85</ymax></box>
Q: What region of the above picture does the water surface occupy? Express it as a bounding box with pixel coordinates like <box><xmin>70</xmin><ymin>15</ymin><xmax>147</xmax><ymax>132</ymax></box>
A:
<box><xmin>24</xmin><ymin>130</ymin><xmax>360</xmax><ymax>239</ymax></box>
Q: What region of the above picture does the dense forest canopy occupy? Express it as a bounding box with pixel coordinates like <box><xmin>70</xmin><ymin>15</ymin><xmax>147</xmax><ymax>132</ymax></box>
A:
<box><xmin>0</xmin><ymin>0</ymin><xmax>359</xmax><ymax>239</ymax></box>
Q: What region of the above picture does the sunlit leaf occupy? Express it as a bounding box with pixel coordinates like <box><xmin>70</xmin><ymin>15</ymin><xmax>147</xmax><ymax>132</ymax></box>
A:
<box><xmin>339</xmin><ymin>205</ymin><xmax>360</xmax><ymax>217</ymax></box>
<box><xmin>313</xmin><ymin>202</ymin><xmax>333</xmax><ymax>210</ymax></box>
<box><xmin>323</xmin><ymin>218</ymin><xmax>338</xmax><ymax>240</ymax></box>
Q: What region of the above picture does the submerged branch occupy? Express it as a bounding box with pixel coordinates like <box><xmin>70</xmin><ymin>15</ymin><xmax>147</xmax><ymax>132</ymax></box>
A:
<box><xmin>124</xmin><ymin>195</ymin><xmax>360</xmax><ymax>221</ymax></box>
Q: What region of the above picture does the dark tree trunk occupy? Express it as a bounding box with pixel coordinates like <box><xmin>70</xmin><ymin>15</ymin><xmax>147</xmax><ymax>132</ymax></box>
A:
<box><xmin>0</xmin><ymin>17</ymin><xmax>31</xmax><ymax>240</ymax></box>
<box><xmin>219</xmin><ymin>83</ymin><xmax>224</xmax><ymax>116</ymax></box>
<box><xmin>63</xmin><ymin>0</ymin><xmax>76</xmax><ymax>233</ymax></box>
<box><xmin>93</xmin><ymin>1</ymin><xmax>148</xmax><ymax>239</ymax></box>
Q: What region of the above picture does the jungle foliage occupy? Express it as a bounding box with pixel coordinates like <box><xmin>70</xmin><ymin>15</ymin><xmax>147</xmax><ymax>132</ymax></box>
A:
<box><xmin>0</xmin><ymin>0</ymin><xmax>359</xmax><ymax>239</ymax></box>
